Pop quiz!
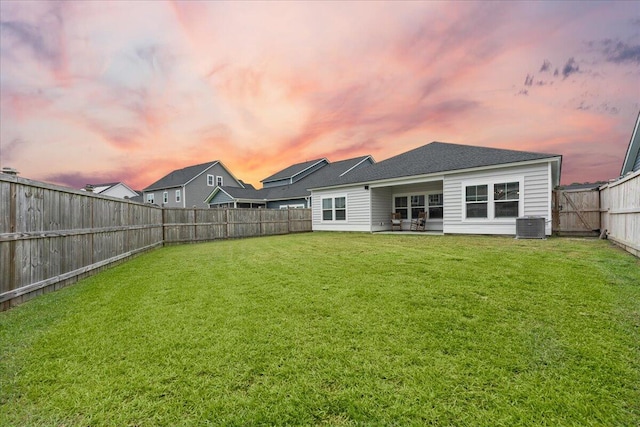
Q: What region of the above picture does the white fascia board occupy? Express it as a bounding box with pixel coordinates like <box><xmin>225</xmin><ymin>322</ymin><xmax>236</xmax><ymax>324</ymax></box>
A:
<box><xmin>339</xmin><ymin>156</ymin><xmax>374</xmax><ymax>177</ymax></box>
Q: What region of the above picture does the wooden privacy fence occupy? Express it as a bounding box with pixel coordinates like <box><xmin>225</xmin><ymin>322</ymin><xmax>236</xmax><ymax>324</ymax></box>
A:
<box><xmin>0</xmin><ymin>175</ymin><xmax>164</xmax><ymax>310</ymax></box>
<box><xmin>0</xmin><ymin>174</ymin><xmax>312</xmax><ymax>310</ymax></box>
<box><xmin>552</xmin><ymin>188</ymin><xmax>601</xmax><ymax>236</ymax></box>
<box><xmin>600</xmin><ymin>171</ymin><xmax>640</xmax><ymax>257</ymax></box>
<box><xmin>163</xmin><ymin>207</ymin><xmax>311</xmax><ymax>244</ymax></box>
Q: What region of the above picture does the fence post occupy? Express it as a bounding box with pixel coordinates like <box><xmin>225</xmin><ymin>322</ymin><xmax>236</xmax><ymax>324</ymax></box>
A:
<box><xmin>193</xmin><ymin>208</ymin><xmax>197</xmax><ymax>242</ymax></box>
<box><xmin>224</xmin><ymin>208</ymin><xmax>229</xmax><ymax>239</ymax></box>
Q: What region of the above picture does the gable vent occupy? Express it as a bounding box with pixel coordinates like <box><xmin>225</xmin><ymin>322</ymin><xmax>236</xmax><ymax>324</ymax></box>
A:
<box><xmin>515</xmin><ymin>217</ymin><xmax>546</xmax><ymax>239</ymax></box>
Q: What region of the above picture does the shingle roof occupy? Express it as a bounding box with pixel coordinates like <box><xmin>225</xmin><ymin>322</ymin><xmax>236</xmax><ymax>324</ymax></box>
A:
<box><xmin>261</xmin><ymin>158</ymin><xmax>327</xmax><ymax>183</ymax></box>
<box><xmin>266</xmin><ymin>155</ymin><xmax>372</xmax><ymax>199</ymax></box>
<box><xmin>209</xmin><ymin>155</ymin><xmax>373</xmax><ymax>203</ymax></box>
<box><xmin>311</xmin><ymin>142</ymin><xmax>561</xmax><ymax>188</ymax></box>
<box><xmin>144</xmin><ymin>161</ymin><xmax>219</xmax><ymax>191</ymax></box>
<box><xmin>217</xmin><ymin>186</ymin><xmax>266</xmax><ymax>200</ymax></box>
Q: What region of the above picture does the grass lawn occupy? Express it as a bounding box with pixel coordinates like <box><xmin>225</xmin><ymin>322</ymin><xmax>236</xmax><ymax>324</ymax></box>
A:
<box><xmin>1</xmin><ymin>233</ymin><xmax>639</xmax><ymax>426</ymax></box>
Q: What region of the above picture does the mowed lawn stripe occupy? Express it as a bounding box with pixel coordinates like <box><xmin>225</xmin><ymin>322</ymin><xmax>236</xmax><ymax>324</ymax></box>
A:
<box><xmin>1</xmin><ymin>233</ymin><xmax>639</xmax><ymax>426</ymax></box>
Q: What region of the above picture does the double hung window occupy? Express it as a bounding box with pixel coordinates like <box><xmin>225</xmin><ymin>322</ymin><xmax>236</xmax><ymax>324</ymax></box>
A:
<box><xmin>466</xmin><ymin>185</ymin><xmax>488</xmax><ymax>218</ymax></box>
<box><xmin>322</xmin><ymin>197</ymin><xmax>346</xmax><ymax>221</ymax></box>
<box><xmin>394</xmin><ymin>197</ymin><xmax>408</xmax><ymax>219</ymax></box>
<box><xmin>163</xmin><ymin>192</ymin><xmax>168</xmax><ymax>204</ymax></box>
<box><xmin>464</xmin><ymin>180</ymin><xmax>521</xmax><ymax>219</ymax></box>
<box><xmin>411</xmin><ymin>195</ymin><xmax>425</xmax><ymax>219</ymax></box>
<box><xmin>176</xmin><ymin>189</ymin><xmax>181</xmax><ymax>203</ymax></box>
<box><xmin>428</xmin><ymin>194</ymin><xmax>443</xmax><ymax>219</ymax></box>
<box><xmin>207</xmin><ymin>174</ymin><xmax>214</xmax><ymax>186</ymax></box>
<box><xmin>494</xmin><ymin>182</ymin><xmax>519</xmax><ymax>217</ymax></box>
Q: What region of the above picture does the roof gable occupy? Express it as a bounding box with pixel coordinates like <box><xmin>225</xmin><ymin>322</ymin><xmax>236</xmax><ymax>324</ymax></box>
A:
<box><xmin>261</xmin><ymin>158</ymin><xmax>328</xmax><ymax>184</ymax></box>
<box><xmin>621</xmin><ymin>110</ymin><xmax>640</xmax><ymax>175</ymax></box>
<box><xmin>144</xmin><ymin>161</ymin><xmax>220</xmax><ymax>191</ymax></box>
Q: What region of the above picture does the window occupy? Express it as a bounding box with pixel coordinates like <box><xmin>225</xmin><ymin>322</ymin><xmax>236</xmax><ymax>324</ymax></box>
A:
<box><xmin>494</xmin><ymin>182</ymin><xmax>519</xmax><ymax>217</ymax></box>
<box><xmin>411</xmin><ymin>195</ymin><xmax>425</xmax><ymax>219</ymax></box>
<box><xmin>322</xmin><ymin>197</ymin><xmax>346</xmax><ymax>221</ymax></box>
<box><xmin>428</xmin><ymin>193</ymin><xmax>443</xmax><ymax>219</ymax></box>
<box><xmin>207</xmin><ymin>174</ymin><xmax>214</xmax><ymax>186</ymax></box>
<box><xmin>217</xmin><ymin>176</ymin><xmax>223</xmax><ymax>186</ymax></box>
<box><xmin>146</xmin><ymin>193</ymin><xmax>154</xmax><ymax>204</ymax></box>
<box><xmin>163</xmin><ymin>192</ymin><xmax>168</xmax><ymax>204</ymax></box>
<box><xmin>176</xmin><ymin>189</ymin><xmax>181</xmax><ymax>203</ymax></box>
<box><xmin>466</xmin><ymin>185</ymin><xmax>488</xmax><ymax>218</ymax></box>
<box><xmin>335</xmin><ymin>197</ymin><xmax>346</xmax><ymax>220</ymax></box>
<box><xmin>394</xmin><ymin>197</ymin><xmax>408</xmax><ymax>219</ymax></box>
<box><xmin>395</xmin><ymin>195</ymin><xmax>430</xmax><ymax>220</ymax></box>
<box><xmin>322</xmin><ymin>198</ymin><xmax>333</xmax><ymax>220</ymax></box>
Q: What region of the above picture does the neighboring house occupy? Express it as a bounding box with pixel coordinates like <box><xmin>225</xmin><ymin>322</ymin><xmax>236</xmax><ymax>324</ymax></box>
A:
<box><xmin>308</xmin><ymin>142</ymin><xmax>562</xmax><ymax>235</ymax></box>
<box><xmin>83</xmin><ymin>182</ymin><xmax>139</xmax><ymax>199</ymax></box>
<box><xmin>143</xmin><ymin>161</ymin><xmax>244</xmax><ymax>208</ymax></box>
<box><xmin>620</xmin><ymin>110</ymin><xmax>640</xmax><ymax>175</ymax></box>
<box><xmin>206</xmin><ymin>156</ymin><xmax>374</xmax><ymax>209</ymax></box>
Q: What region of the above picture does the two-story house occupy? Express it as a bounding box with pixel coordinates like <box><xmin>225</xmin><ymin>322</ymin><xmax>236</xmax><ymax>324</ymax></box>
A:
<box><xmin>143</xmin><ymin>161</ymin><xmax>244</xmax><ymax>208</ymax></box>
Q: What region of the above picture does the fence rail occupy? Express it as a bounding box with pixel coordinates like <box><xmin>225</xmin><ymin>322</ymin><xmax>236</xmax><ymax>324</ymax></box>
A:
<box><xmin>0</xmin><ymin>175</ymin><xmax>311</xmax><ymax>310</ymax></box>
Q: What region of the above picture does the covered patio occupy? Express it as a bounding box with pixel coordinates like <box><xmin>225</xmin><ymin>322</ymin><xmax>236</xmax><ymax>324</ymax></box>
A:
<box><xmin>370</xmin><ymin>178</ymin><xmax>444</xmax><ymax>232</ymax></box>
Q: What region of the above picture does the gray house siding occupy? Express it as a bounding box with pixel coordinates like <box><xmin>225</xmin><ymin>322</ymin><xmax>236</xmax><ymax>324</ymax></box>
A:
<box><xmin>208</xmin><ymin>190</ymin><xmax>235</xmax><ymax>206</ymax></box>
<box><xmin>185</xmin><ymin>164</ymin><xmax>242</xmax><ymax>208</ymax></box>
<box><xmin>267</xmin><ymin>198</ymin><xmax>308</xmax><ymax>209</ymax></box>
<box><xmin>443</xmin><ymin>162</ymin><xmax>552</xmax><ymax>235</ymax></box>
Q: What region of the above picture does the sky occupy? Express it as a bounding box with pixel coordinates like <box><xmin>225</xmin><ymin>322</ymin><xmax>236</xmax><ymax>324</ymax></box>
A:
<box><xmin>1</xmin><ymin>1</ymin><xmax>639</xmax><ymax>190</ymax></box>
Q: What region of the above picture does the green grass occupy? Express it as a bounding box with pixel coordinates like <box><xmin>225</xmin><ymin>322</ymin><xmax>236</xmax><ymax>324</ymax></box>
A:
<box><xmin>1</xmin><ymin>233</ymin><xmax>639</xmax><ymax>426</ymax></box>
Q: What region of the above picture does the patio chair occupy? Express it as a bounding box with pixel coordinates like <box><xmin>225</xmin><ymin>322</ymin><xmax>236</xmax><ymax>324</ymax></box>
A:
<box><xmin>391</xmin><ymin>212</ymin><xmax>402</xmax><ymax>231</ymax></box>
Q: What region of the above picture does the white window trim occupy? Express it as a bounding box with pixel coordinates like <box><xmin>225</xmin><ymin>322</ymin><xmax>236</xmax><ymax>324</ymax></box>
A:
<box><xmin>207</xmin><ymin>174</ymin><xmax>214</xmax><ymax>186</ymax></box>
<box><xmin>216</xmin><ymin>176</ymin><xmax>223</xmax><ymax>186</ymax></box>
<box><xmin>163</xmin><ymin>192</ymin><xmax>168</xmax><ymax>204</ymax></box>
<box><xmin>146</xmin><ymin>193</ymin><xmax>154</xmax><ymax>204</ymax></box>
<box><xmin>461</xmin><ymin>177</ymin><xmax>524</xmax><ymax>222</ymax></box>
<box><xmin>176</xmin><ymin>189</ymin><xmax>181</xmax><ymax>203</ymax></box>
<box><xmin>321</xmin><ymin>195</ymin><xmax>347</xmax><ymax>222</ymax></box>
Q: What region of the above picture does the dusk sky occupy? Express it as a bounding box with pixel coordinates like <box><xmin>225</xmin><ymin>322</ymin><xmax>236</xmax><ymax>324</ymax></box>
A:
<box><xmin>1</xmin><ymin>1</ymin><xmax>639</xmax><ymax>190</ymax></box>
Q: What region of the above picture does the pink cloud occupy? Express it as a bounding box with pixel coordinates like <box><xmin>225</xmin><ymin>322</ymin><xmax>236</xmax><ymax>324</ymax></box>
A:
<box><xmin>1</xmin><ymin>1</ymin><xmax>639</xmax><ymax>189</ymax></box>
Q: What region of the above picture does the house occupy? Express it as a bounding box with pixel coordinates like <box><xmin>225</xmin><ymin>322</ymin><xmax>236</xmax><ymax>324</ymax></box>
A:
<box><xmin>143</xmin><ymin>161</ymin><xmax>244</xmax><ymax>208</ymax></box>
<box><xmin>308</xmin><ymin>142</ymin><xmax>562</xmax><ymax>235</ymax></box>
<box><xmin>206</xmin><ymin>156</ymin><xmax>374</xmax><ymax>209</ymax></box>
<box><xmin>620</xmin><ymin>110</ymin><xmax>640</xmax><ymax>176</ymax></box>
<box><xmin>82</xmin><ymin>182</ymin><xmax>139</xmax><ymax>199</ymax></box>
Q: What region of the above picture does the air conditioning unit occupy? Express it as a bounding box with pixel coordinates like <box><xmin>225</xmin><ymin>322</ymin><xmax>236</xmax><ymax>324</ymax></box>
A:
<box><xmin>515</xmin><ymin>217</ymin><xmax>546</xmax><ymax>239</ymax></box>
